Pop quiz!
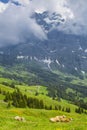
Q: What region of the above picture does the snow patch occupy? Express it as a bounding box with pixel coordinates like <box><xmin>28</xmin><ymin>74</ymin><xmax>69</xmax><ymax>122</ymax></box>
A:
<box><xmin>17</xmin><ymin>55</ymin><xmax>24</xmax><ymax>59</ymax></box>
<box><xmin>17</xmin><ymin>55</ymin><xmax>28</xmax><ymax>59</ymax></box>
<box><xmin>56</xmin><ymin>59</ymin><xmax>60</xmax><ymax>66</ymax></box>
<box><xmin>34</xmin><ymin>56</ymin><xmax>38</xmax><ymax>61</ymax></box>
<box><xmin>82</xmin><ymin>56</ymin><xmax>87</xmax><ymax>59</ymax></box>
<box><xmin>81</xmin><ymin>71</ymin><xmax>85</xmax><ymax>74</ymax></box>
<box><xmin>42</xmin><ymin>58</ymin><xmax>53</xmax><ymax>69</ymax></box>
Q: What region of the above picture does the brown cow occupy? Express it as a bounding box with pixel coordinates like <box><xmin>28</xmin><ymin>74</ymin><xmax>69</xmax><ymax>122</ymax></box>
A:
<box><xmin>14</xmin><ymin>116</ymin><xmax>25</xmax><ymax>122</ymax></box>
<box><xmin>50</xmin><ymin>115</ymin><xmax>72</xmax><ymax>123</ymax></box>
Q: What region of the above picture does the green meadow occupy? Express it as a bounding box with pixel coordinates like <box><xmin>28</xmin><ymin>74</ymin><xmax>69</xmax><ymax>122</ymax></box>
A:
<box><xmin>0</xmin><ymin>83</ymin><xmax>87</xmax><ymax>130</ymax></box>
<box><xmin>0</xmin><ymin>107</ymin><xmax>87</xmax><ymax>130</ymax></box>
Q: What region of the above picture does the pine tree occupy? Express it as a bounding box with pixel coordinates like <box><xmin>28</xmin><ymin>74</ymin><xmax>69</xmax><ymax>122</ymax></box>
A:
<box><xmin>4</xmin><ymin>92</ymin><xmax>11</xmax><ymax>102</ymax></box>
<box><xmin>58</xmin><ymin>105</ymin><xmax>61</xmax><ymax>111</ymax></box>
<box><xmin>39</xmin><ymin>100</ymin><xmax>44</xmax><ymax>109</ymax></box>
<box><xmin>62</xmin><ymin>107</ymin><xmax>65</xmax><ymax>112</ymax></box>
<box><xmin>55</xmin><ymin>105</ymin><xmax>58</xmax><ymax>110</ymax></box>
<box><xmin>0</xmin><ymin>88</ymin><xmax>1</xmax><ymax>94</ymax></box>
<box><xmin>49</xmin><ymin>105</ymin><xmax>52</xmax><ymax>110</ymax></box>
<box><xmin>66</xmin><ymin>107</ymin><xmax>71</xmax><ymax>113</ymax></box>
<box><xmin>7</xmin><ymin>102</ymin><xmax>11</xmax><ymax>108</ymax></box>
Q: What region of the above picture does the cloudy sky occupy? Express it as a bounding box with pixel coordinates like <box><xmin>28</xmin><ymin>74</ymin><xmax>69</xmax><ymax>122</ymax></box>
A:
<box><xmin>0</xmin><ymin>0</ymin><xmax>87</xmax><ymax>47</ymax></box>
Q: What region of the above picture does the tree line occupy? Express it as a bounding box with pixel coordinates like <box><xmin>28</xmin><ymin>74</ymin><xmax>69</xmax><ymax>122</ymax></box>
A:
<box><xmin>4</xmin><ymin>88</ymin><xmax>44</xmax><ymax>109</ymax></box>
<box><xmin>0</xmin><ymin>87</ymin><xmax>71</xmax><ymax>112</ymax></box>
<box><xmin>0</xmin><ymin>87</ymin><xmax>87</xmax><ymax>114</ymax></box>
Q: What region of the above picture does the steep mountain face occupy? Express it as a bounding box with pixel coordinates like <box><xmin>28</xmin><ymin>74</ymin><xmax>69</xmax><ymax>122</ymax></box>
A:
<box><xmin>0</xmin><ymin>29</ymin><xmax>87</xmax><ymax>77</ymax></box>
<box><xmin>1</xmin><ymin>1</ymin><xmax>85</xmax><ymax>77</ymax></box>
<box><xmin>32</xmin><ymin>11</ymin><xmax>65</xmax><ymax>32</ymax></box>
<box><xmin>0</xmin><ymin>2</ymin><xmax>87</xmax><ymax>77</ymax></box>
<box><xmin>0</xmin><ymin>8</ymin><xmax>87</xmax><ymax>77</ymax></box>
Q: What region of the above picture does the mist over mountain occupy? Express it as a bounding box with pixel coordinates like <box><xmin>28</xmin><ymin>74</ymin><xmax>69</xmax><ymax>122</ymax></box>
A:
<box><xmin>0</xmin><ymin>0</ymin><xmax>87</xmax><ymax>77</ymax></box>
<box><xmin>0</xmin><ymin>0</ymin><xmax>87</xmax><ymax>46</ymax></box>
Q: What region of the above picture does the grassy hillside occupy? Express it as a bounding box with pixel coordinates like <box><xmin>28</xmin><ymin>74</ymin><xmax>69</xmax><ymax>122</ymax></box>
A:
<box><xmin>0</xmin><ymin>65</ymin><xmax>87</xmax><ymax>104</ymax></box>
<box><xmin>0</xmin><ymin>104</ymin><xmax>87</xmax><ymax>130</ymax></box>
<box><xmin>0</xmin><ymin>66</ymin><xmax>87</xmax><ymax>130</ymax></box>
<box><xmin>0</xmin><ymin>84</ymin><xmax>87</xmax><ymax>130</ymax></box>
<box><xmin>16</xmin><ymin>85</ymin><xmax>78</xmax><ymax>111</ymax></box>
<box><xmin>0</xmin><ymin>83</ymin><xmax>77</xmax><ymax>111</ymax></box>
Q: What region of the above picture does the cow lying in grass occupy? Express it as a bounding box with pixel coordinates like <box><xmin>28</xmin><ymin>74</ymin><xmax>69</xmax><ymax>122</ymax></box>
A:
<box><xmin>15</xmin><ymin>116</ymin><xmax>26</xmax><ymax>122</ymax></box>
<box><xmin>50</xmin><ymin>115</ymin><xmax>72</xmax><ymax>123</ymax></box>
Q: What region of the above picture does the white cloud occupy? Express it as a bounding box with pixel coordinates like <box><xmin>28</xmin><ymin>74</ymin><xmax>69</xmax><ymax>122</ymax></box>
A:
<box><xmin>0</xmin><ymin>0</ymin><xmax>87</xmax><ymax>47</ymax></box>
<box><xmin>0</xmin><ymin>2</ymin><xmax>8</xmax><ymax>13</ymax></box>
<box><xmin>30</xmin><ymin>0</ymin><xmax>74</xmax><ymax>20</ymax></box>
<box><xmin>12</xmin><ymin>0</ymin><xmax>30</xmax><ymax>5</ymax></box>
<box><xmin>58</xmin><ymin>0</ymin><xmax>87</xmax><ymax>35</ymax></box>
<box><xmin>0</xmin><ymin>1</ymin><xmax>47</xmax><ymax>46</ymax></box>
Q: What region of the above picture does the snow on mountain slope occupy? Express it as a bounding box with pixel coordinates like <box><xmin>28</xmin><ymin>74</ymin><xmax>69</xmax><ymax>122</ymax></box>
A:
<box><xmin>0</xmin><ymin>0</ymin><xmax>87</xmax><ymax>78</ymax></box>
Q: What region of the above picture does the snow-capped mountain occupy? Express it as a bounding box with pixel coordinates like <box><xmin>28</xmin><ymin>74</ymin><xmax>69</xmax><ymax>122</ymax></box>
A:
<box><xmin>32</xmin><ymin>11</ymin><xmax>65</xmax><ymax>33</ymax></box>
<box><xmin>0</xmin><ymin>0</ymin><xmax>87</xmax><ymax>78</ymax></box>
<box><xmin>0</xmin><ymin>0</ymin><xmax>75</xmax><ymax>46</ymax></box>
<box><xmin>0</xmin><ymin>29</ymin><xmax>87</xmax><ymax>78</ymax></box>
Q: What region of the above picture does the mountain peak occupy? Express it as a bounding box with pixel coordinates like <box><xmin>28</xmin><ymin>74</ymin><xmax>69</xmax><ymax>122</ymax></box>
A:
<box><xmin>33</xmin><ymin>11</ymin><xmax>65</xmax><ymax>32</ymax></box>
